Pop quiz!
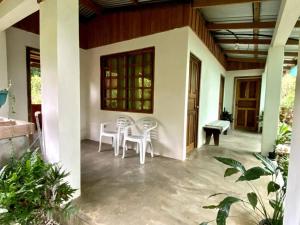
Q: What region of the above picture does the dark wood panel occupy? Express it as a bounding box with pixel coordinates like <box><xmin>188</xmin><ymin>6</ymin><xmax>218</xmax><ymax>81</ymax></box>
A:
<box><xmin>86</xmin><ymin>3</ymin><xmax>190</xmax><ymax>49</ymax></box>
<box><xmin>188</xmin><ymin>8</ymin><xmax>226</xmax><ymax>67</ymax></box>
<box><xmin>235</xmin><ymin>77</ymin><xmax>261</xmax><ymax>131</ymax></box>
<box><xmin>14</xmin><ymin>12</ymin><xmax>40</xmax><ymax>35</ymax></box>
<box><xmin>187</xmin><ymin>54</ymin><xmax>201</xmax><ymax>153</ymax></box>
<box><xmin>227</xmin><ymin>61</ymin><xmax>265</xmax><ymax>71</ymax></box>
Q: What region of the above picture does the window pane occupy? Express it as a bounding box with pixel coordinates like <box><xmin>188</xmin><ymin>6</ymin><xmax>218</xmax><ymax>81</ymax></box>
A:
<box><xmin>134</xmin><ymin>101</ymin><xmax>142</xmax><ymax>110</ymax></box>
<box><xmin>112</xmin><ymin>89</ymin><xmax>117</xmax><ymax>98</ymax></box>
<box><xmin>143</xmin><ymin>101</ymin><xmax>151</xmax><ymax>110</ymax></box>
<box><xmin>135</xmin><ymin>89</ymin><xmax>142</xmax><ymax>99</ymax></box>
<box><xmin>106</xmin><ymin>90</ymin><xmax>110</xmax><ymax>98</ymax></box>
<box><xmin>144</xmin><ymin>78</ymin><xmax>152</xmax><ymax>87</ymax></box>
<box><xmin>111</xmin><ymin>100</ymin><xmax>118</xmax><ymax>109</ymax></box>
<box><xmin>111</xmin><ymin>79</ymin><xmax>118</xmax><ymax>88</ymax></box>
<box><xmin>135</xmin><ymin>78</ymin><xmax>143</xmax><ymax>88</ymax></box>
<box><xmin>144</xmin><ymin>89</ymin><xmax>151</xmax><ymax>99</ymax></box>
<box><xmin>105</xmin><ymin>78</ymin><xmax>110</xmax><ymax>88</ymax></box>
<box><xmin>101</xmin><ymin>48</ymin><xmax>154</xmax><ymax>112</ymax></box>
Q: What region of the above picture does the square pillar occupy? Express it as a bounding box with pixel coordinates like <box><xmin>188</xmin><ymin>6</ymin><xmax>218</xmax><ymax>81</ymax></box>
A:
<box><xmin>284</xmin><ymin>43</ymin><xmax>300</xmax><ymax>225</ymax></box>
<box><xmin>261</xmin><ymin>46</ymin><xmax>284</xmax><ymax>155</ymax></box>
<box><xmin>40</xmin><ymin>0</ymin><xmax>81</xmax><ymax>197</ymax></box>
<box><xmin>0</xmin><ymin>31</ymin><xmax>8</xmax><ymax>117</ymax></box>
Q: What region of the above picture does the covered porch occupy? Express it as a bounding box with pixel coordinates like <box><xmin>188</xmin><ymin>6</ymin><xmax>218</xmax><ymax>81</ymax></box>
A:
<box><xmin>1</xmin><ymin>0</ymin><xmax>300</xmax><ymax>224</ymax></box>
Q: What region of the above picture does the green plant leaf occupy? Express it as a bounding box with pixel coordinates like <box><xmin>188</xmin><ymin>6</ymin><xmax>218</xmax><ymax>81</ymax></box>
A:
<box><xmin>199</xmin><ymin>222</ymin><xmax>209</xmax><ymax>225</ymax></box>
<box><xmin>224</xmin><ymin>168</ymin><xmax>240</xmax><ymax>177</ymax></box>
<box><xmin>269</xmin><ymin>200</ymin><xmax>277</xmax><ymax>209</ymax></box>
<box><xmin>254</xmin><ymin>153</ymin><xmax>276</xmax><ymax>174</ymax></box>
<box><xmin>237</xmin><ymin>167</ymin><xmax>271</xmax><ymax>182</ymax></box>
<box><xmin>268</xmin><ymin>181</ymin><xmax>280</xmax><ymax>195</ymax></box>
<box><xmin>203</xmin><ymin>205</ymin><xmax>219</xmax><ymax>209</ymax></box>
<box><xmin>208</xmin><ymin>193</ymin><xmax>227</xmax><ymax>198</ymax></box>
<box><xmin>247</xmin><ymin>192</ymin><xmax>258</xmax><ymax>209</ymax></box>
<box><xmin>216</xmin><ymin>196</ymin><xmax>241</xmax><ymax>225</ymax></box>
<box><xmin>214</xmin><ymin>157</ymin><xmax>246</xmax><ymax>173</ymax></box>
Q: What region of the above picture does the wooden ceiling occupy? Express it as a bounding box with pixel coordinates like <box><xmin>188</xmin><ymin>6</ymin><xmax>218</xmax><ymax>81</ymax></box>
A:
<box><xmin>196</xmin><ymin>0</ymin><xmax>299</xmax><ymax>71</ymax></box>
<box><xmin>11</xmin><ymin>0</ymin><xmax>299</xmax><ymax>71</ymax></box>
<box><xmin>79</xmin><ymin>0</ymin><xmax>298</xmax><ymax>70</ymax></box>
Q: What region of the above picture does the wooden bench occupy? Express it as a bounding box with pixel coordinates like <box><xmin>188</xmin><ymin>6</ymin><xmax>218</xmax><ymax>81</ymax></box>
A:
<box><xmin>203</xmin><ymin>120</ymin><xmax>230</xmax><ymax>146</ymax></box>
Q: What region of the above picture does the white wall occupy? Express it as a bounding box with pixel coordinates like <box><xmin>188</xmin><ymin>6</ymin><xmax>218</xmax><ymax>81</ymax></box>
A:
<box><xmin>0</xmin><ymin>31</ymin><xmax>8</xmax><ymax>117</ymax></box>
<box><xmin>80</xmin><ymin>49</ymin><xmax>89</xmax><ymax>139</ymax></box>
<box><xmin>186</xmin><ymin>28</ymin><xmax>226</xmax><ymax>147</ymax></box>
<box><xmin>224</xmin><ymin>69</ymin><xmax>264</xmax><ymax>114</ymax></box>
<box><xmin>6</xmin><ymin>27</ymin><xmax>39</xmax><ymax>121</ymax></box>
<box><xmin>85</xmin><ymin>27</ymin><xmax>228</xmax><ymax>160</ymax></box>
<box><xmin>5</xmin><ymin>27</ymin><xmax>87</xmax><ymax>139</ymax></box>
<box><xmin>260</xmin><ymin>69</ymin><xmax>267</xmax><ymax>114</ymax></box>
<box><xmin>86</xmin><ymin>27</ymin><xmax>189</xmax><ymax>160</ymax></box>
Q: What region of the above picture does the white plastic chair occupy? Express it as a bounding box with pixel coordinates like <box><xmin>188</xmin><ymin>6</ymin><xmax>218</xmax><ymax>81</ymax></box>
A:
<box><xmin>122</xmin><ymin>117</ymin><xmax>158</xmax><ymax>164</ymax></box>
<box><xmin>98</xmin><ymin>116</ymin><xmax>133</xmax><ymax>156</ymax></box>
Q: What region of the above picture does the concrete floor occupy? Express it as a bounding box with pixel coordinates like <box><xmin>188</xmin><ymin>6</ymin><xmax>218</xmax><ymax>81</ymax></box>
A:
<box><xmin>75</xmin><ymin>130</ymin><xmax>266</xmax><ymax>225</ymax></box>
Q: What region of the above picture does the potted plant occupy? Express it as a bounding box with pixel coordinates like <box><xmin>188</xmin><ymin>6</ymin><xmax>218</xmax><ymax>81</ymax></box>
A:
<box><xmin>0</xmin><ymin>150</ymin><xmax>76</xmax><ymax>224</ymax></box>
<box><xmin>200</xmin><ymin>153</ymin><xmax>286</xmax><ymax>225</ymax></box>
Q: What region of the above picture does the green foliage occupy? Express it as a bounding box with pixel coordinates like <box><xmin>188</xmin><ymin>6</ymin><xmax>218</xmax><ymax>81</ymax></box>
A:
<box><xmin>0</xmin><ymin>150</ymin><xmax>76</xmax><ymax>225</ymax></box>
<box><xmin>201</xmin><ymin>153</ymin><xmax>286</xmax><ymax>225</ymax></box>
<box><xmin>275</xmin><ymin>123</ymin><xmax>292</xmax><ymax>145</ymax></box>
<box><xmin>280</xmin><ymin>74</ymin><xmax>296</xmax><ymax>110</ymax></box>
<box><xmin>31</xmin><ymin>72</ymin><xmax>41</xmax><ymax>105</ymax></box>
<box><xmin>247</xmin><ymin>192</ymin><xmax>258</xmax><ymax>210</ymax></box>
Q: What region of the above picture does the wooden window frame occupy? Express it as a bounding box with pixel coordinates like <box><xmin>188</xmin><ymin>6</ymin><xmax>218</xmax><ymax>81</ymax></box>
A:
<box><xmin>100</xmin><ymin>47</ymin><xmax>155</xmax><ymax>114</ymax></box>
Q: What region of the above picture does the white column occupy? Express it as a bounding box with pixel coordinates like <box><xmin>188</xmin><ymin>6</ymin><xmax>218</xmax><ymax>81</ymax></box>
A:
<box><xmin>284</xmin><ymin>43</ymin><xmax>300</xmax><ymax>225</ymax></box>
<box><xmin>40</xmin><ymin>0</ymin><xmax>81</xmax><ymax>197</ymax></box>
<box><xmin>0</xmin><ymin>31</ymin><xmax>8</xmax><ymax>117</ymax></box>
<box><xmin>261</xmin><ymin>46</ymin><xmax>284</xmax><ymax>155</ymax></box>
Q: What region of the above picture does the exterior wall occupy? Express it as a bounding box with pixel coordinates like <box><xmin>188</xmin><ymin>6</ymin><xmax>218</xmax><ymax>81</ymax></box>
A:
<box><xmin>186</xmin><ymin>28</ymin><xmax>226</xmax><ymax>147</ymax></box>
<box><xmin>0</xmin><ymin>31</ymin><xmax>8</xmax><ymax>117</ymax></box>
<box><xmin>6</xmin><ymin>27</ymin><xmax>39</xmax><ymax>121</ymax></box>
<box><xmin>224</xmin><ymin>69</ymin><xmax>264</xmax><ymax>114</ymax></box>
<box><xmin>5</xmin><ymin>27</ymin><xmax>87</xmax><ymax>139</ymax></box>
<box><xmin>86</xmin><ymin>27</ymin><xmax>189</xmax><ymax>160</ymax></box>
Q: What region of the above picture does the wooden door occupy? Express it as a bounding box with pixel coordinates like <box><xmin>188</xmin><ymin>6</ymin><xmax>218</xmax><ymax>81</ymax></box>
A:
<box><xmin>186</xmin><ymin>54</ymin><xmax>201</xmax><ymax>153</ymax></box>
<box><xmin>235</xmin><ymin>77</ymin><xmax>261</xmax><ymax>131</ymax></box>
<box><xmin>26</xmin><ymin>47</ymin><xmax>41</xmax><ymax>127</ymax></box>
<box><xmin>219</xmin><ymin>75</ymin><xmax>225</xmax><ymax>119</ymax></box>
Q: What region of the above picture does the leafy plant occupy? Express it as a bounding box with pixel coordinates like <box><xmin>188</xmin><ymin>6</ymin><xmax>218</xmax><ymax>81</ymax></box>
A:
<box><xmin>201</xmin><ymin>153</ymin><xmax>286</xmax><ymax>225</ymax></box>
<box><xmin>275</xmin><ymin>123</ymin><xmax>292</xmax><ymax>145</ymax></box>
<box><xmin>220</xmin><ymin>108</ymin><xmax>233</xmax><ymax>122</ymax></box>
<box><xmin>0</xmin><ymin>150</ymin><xmax>76</xmax><ymax>225</ymax></box>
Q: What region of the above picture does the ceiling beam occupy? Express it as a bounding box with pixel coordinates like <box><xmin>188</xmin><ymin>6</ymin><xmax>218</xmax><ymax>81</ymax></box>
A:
<box><xmin>285</xmin><ymin>52</ymin><xmax>298</xmax><ymax>57</ymax></box>
<box><xmin>224</xmin><ymin>50</ymin><xmax>268</xmax><ymax>55</ymax></box>
<box><xmin>192</xmin><ymin>0</ymin><xmax>264</xmax><ymax>8</ymax></box>
<box><xmin>207</xmin><ymin>21</ymin><xmax>276</xmax><ymax>30</ymax></box>
<box><xmin>224</xmin><ymin>49</ymin><xmax>298</xmax><ymax>57</ymax></box>
<box><xmin>227</xmin><ymin>57</ymin><xmax>297</xmax><ymax>64</ymax></box>
<box><xmin>80</xmin><ymin>0</ymin><xmax>101</xmax><ymax>14</ymax></box>
<box><xmin>217</xmin><ymin>38</ymin><xmax>298</xmax><ymax>45</ymax></box>
<box><xmin>207</xmin><ymin>20</ymin><xmax>300</xmax><ymax>30</ymax></box>
<box><xmin>253</xmin><ymin>1</ymin><xmax>260</xmax><ymax>58</ymax></box>
<box><xmin>227</xmin><ymin>57</ymin><xmax>266</xmax><ymax>63</ymax></box>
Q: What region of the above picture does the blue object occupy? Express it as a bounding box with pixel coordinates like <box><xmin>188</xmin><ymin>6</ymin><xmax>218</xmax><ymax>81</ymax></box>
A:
<box><xmin>289</xmin><ymin>66</ymin><xmax>298</xmax><ymax>77</ymax></box>
<box><xmin>0</xmin><ymin>90</ymin><xmax>8</xmax><ymax>108</ymax></box>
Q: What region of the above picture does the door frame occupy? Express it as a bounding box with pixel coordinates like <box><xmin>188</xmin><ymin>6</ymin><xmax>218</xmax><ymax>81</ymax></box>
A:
<box><xmin>219</xmin><ymin>74</ymin><xmax>225</xmax><ymax>119</ymax></box>
<box><xmin>233</xmin><ymin>76</ymin><xmax>261</xmax><ymax>131</ymax></box>
<box><xmin>26</xmin><ymin>46</ymin><xmax>40</xmax><ymax>123</ymax></box>
<box><xmin>186</xmin><ymin>53</ymin><xmax>201</xmax><ymax>154</ymax></box>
